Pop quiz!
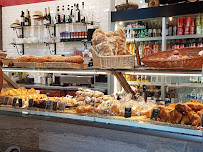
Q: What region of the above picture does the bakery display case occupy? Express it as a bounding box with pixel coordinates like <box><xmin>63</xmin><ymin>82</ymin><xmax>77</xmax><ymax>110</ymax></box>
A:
<box><xmin>1</xmin><ymin>2</ymin><xmax>203</xmax><ymax>146</ymax></box>
<box><xmin>0</xmin><ymin>67</ymin><xmax>203</xmax><ymax>143</ymax></box>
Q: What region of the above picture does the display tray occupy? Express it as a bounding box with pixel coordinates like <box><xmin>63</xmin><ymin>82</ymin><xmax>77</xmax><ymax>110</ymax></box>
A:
<box><xmin>12</xmin><ymin>62</ymin><xmax>88</xmax><ymax>69</ymax></box>
<box><xmin>0</xmin><ymin>105</ymin><xmax>202</xmax><ymax>135</ymax></box>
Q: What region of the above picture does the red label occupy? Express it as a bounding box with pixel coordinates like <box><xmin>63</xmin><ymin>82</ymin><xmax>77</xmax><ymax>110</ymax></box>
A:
<box><xmin>177</xmin><ymin>27</ymin><xmax>183</xmax><ymax>35</ymax></box>
<box><xmin>190</xmin><ymin>26</ymin><xmax>195</xmax><ymax>35</ymax></box>
<box><xmin>184</xmin><ymin>26</ymin><xmax>190</xmax><ymax>35</ymax></box>
<box><xmin>178</xmin><ymin>18</ymin><xmax>184</xmax><ymax>27</ymax></box>
<box><xmin>185</xmin><ymin>17</ymin><xmax>191</xmax><ymax>27</ymax></box>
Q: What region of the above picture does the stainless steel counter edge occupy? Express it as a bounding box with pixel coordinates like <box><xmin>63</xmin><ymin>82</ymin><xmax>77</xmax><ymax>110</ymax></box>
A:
<box><xmin>0</xmin><ymin>107</ymin><xmax>202</xmax><ymax>138</ymax></box>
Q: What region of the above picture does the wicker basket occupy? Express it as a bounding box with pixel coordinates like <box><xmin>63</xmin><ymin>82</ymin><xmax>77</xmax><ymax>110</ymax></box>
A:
<box><xmin>141</xmin><ymin>47</ymin><xmax>203</xmax><ymax>69</ymax></box>
<box><xmin>92</xmin><ymin>47</ymin><xmax>135</xmax><ymax>69</ymax></box>
<box><xmin>13</xmin><ymin>62</ymin><xmax>37</xmax><ymax>68</ymax></box>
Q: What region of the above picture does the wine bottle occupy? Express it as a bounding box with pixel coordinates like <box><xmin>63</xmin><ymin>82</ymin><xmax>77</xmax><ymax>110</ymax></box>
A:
<box><xmin>70</xmin><ymin>6</ymin><xmax>74</xmax><ymax>23</ymax></box>
<box><xmin>55</xmin><ymin>6</ymin><xmax>60</xmax><ymax>24</ymax></box>
<box><xmin>44</xmin><ymin>8</ymin><xmax>47</xmax><ymax>25</ymax></box>
<box><xmin>61</xmin><ymin>6</ymin><xmax>65</xmax><ymax>23</ymax></box>
<box><xmin>28</xmin><ymin>11</ymin><xmax>31</xmax><ymax>26</ymax></box>
<box><xmin>24</xmin><ymin>9</ymin><xmax>29</xmax><ymax>26</ymax></box>
<box><xmin>72</xmin><ymin>4</ymin><xmax>76</xmax><ymax>23</ymax></box>
<box><xmin>66</xmin><ymin>5</ymin><xmax>71</xmax><ymax>23</ymax></box>
<box><xmin>20</xmin><ymin>11</ymin><xmax>25</xmax><ymax>26</ymax></box>
<box><xmin>80</xmin><ymin>2</ymin><xmax>86</xmax><ymax>23</ymax></box>
<box><xmin>47</xmin><ymin>7</ymin><xmax>51</xmax><ymax>24</ymax></box>
<box><xmin>75</xmin><ymin>4</ymin><xmax>80</xmax><ymax>22</ymax></box>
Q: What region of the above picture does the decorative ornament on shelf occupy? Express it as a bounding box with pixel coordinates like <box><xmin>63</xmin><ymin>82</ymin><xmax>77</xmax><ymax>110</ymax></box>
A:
<box><xmin>115</xmin><ymin>0</ymin><xmax>139</xmax><ymax>11</ymax></box>
<box><xmin>148</xmin><ymin>0</ymin><xmax>160</xmax><ymax>7</ymax></box>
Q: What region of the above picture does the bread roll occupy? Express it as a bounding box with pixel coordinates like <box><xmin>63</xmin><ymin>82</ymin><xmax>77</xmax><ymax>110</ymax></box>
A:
<box><xmin>92</xmin><ymin>29</ymin><xmax>105</xmax><ymax>39</ymax></box>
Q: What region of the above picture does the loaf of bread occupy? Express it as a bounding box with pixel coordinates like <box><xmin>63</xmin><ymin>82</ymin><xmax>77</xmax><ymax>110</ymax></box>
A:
<box><xmin>18</xmin><ymin>55</ymin><xmax>84</xmax><ymax>63</ymax></box>
<box><xmin>92</xmin><ymin>29</ymin><xmax>131</xmax><ymax>56</ymax></box>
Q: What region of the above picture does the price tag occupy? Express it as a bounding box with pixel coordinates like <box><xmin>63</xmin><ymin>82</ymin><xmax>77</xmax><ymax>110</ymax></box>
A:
<box><xmin>124</xmin><ymin>108</ymin><xmax>131</xmax><ymax>118</ymax></box>
<box><xmin>202</xmin><ymin>114</ymin><xmax>203</xmax><ymax>127</ymax></box>
<box><xmin>3</xmin><ymin>96</ymin><xmax>9</xmax><ymax>105</ymax></box>
<box><xmin>151</xmin><ymin>109</ymin><xmax>160</xmax><ymax>121</ymax></box>
<box><xmin>28</xmin><ymin>99</ymin><xmax>34</xmax><ymax>108</ymax></box>
<box><xmin>59</xmin><ymin>102</ymin><xmax>66</xmax><ymax>111</ymax></box>
<box><xmin>165</xmin><ymin>100</ymin><xmax>171</xmax><ymax>106</ymax></box>
<box><xmin>12</xmin><ymin>97</ymin><xmax>17</xmax><ymax>107</ymax></box>
<box><xmin>45</xmin><ymin>100</ymin><xmax>52</xmax><ymax>110</ymax></box>
<box><xmin>52</xmin><ymin>102</ymin><xmax>57</xmax><ymax>111</ymax></box>
<box><xmin>19</xmin><ymin>99</ymin><xmax>23</xmax><ymax>107</ymax></box>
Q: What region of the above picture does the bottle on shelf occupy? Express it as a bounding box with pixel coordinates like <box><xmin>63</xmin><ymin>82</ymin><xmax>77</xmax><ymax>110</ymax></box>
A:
<box><xmin>24</xmin><ymin>9</ymin><xmax>29</xmax><ymax>26</ymax></box>
<box><xmin>61</xmin><ymin>5</ymin><xmax>66</xmax><ymax>23</ymax></box>
<box><xmin>173</xmin><ymin>18</ymin><xmax>177</xmax><ymax>36</ymax></box>
<box><xmin>44</xmin><ymin>8</ymin><xmax>48</xmax><ymax>25</ymax></box>
<box><xmin>80</xmin><ymin>2</ymin><xmax>86</xmax><ymax>23</ymax></box>
<box><xmin>55</xmin><ymin>6</ymin><xmax>60</xmax><ymax>24</ymax></box>
<box><xmin>152</xmin><ymin>21</ymin><xmax>157</xmax><ymax>37</ymax></box>
<box><xmin>166</xmin><ymin>20</ymin><xmax>169</xmax><ymax>36</ymax></box>
<box><xmin>196</xmin><ymin>14</ymin><xmax>201</xmax><ymax>34</ymax></box>
<box><xmin>66</xmin><ymin>5</ymin><xmax>71</xmax><ymax>23</ymax></box>
<box><xmin>70</xmin><ymin>6</ymin><xmax>74</xmax><ymax>23</ymax></box>
<box><xmin>157</xmin><ymin>21</ymin><xmax>162</xmax><ymax>37</ymax></box>
<box><xmin>28</xmin><ymin>11</ymin><xmax>31</xmax><ymax>26</ymax></box>
<box><xmin>20</xmin><ymin>11</ymin><xmax>25</xmax><ymax>26</ymax></box>
<box><xmin>47</xmin><ymin>7</ymin><xmax>51</xmax><ymax>24</ymax></box>
<box><xmin>75</xmin><ymin>3</ymin><xmax>80</xmax><ymax>22</ymax></box>
<box><xmin>72</xmin><ymin>4</ymin><xmax>76</xmax><ymax>23</ymax></box>
<box><xmin>148</xmin><ymin>22</ymin><xmax>152</xmax><ymax>37</ymax></box>
<box><xmin>168</xmin><ymin>20</ymin><xmax>173</xmax><ymax>36</ymax></box>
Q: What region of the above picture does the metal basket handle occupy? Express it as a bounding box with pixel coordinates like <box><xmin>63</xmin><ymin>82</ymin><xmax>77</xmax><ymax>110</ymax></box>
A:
<box><xmin>143</xmin><ymin>47</ymin><xmax>155</xmax><ymax>56</ymax></box>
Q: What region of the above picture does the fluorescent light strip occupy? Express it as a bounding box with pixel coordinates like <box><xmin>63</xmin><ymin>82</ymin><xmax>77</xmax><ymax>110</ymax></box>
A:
<box><xmin>124</xmin><ymin>72</ymin><xmax>202</xmax><ymax>77</ymax></box>
<box><xmin>2</xmin><ymin>69</ymin><xmax>107</xmax><ymax>75</ymax></box>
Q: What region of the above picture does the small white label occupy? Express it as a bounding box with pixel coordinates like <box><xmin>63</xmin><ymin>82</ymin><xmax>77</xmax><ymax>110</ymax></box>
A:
<box><xmin>22</xmin><ymin>111</ymin><xmax>28</xmax><ymax>115</ymax></box>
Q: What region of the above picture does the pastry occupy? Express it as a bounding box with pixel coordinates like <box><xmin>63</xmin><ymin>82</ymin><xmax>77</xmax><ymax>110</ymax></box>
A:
<box><xmin>188</xmin><ymin>111</ymin><xmax>201</xmax><ymax>126</ymax></box>
<box><xmin>175</xmin><ymin>103</ymin><xmax>192</xmax><ymax>114</ymax></box>
<box><xmin>181</xmin><ymin>114</ymin><xmax>191</xmax><ymax>125</ymax></box>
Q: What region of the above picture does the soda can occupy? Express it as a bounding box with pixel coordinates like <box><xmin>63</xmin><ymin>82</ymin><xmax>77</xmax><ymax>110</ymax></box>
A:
<box><xmin>184</xmin><ymin>26</ymin><xmax>190</xmax><ymax>35</ymax></box>
<box><xmin>177</xmin><ymin>27</ymin><xmax>183</xmax><ymax>35</ymax></box>
<box><xmin>191</xmin><ymin>18</ymin><xmax>195</xmax><ymax>26</ymax></box>
<box><xmin>196</xmin><ymin>25</ymin><xmax>202</xmax><ymax>34</ymax></box>
<box><xmin>137</xmin><ymin>75</ymin><xmax>141</xmax><ymax>82</ymax></box>
<box><xmin>190</xmin><ymin>26</ymin><xmax>195</xmax><ymax>35</ymax></box>
<box><xmin>145</xmin><ymin>75</ymin><xmax>151</xmax><ymax>82</ymax></box>
<box><xmin>185</xmin><ymin>17</ymin><xmax>191</xmax><ymax>27</ymax></box>
<box><xmin>196</xmin><ymin>15</ymin><xmax>201</xmax><ymax>26</ymax></box>
<box><xmin>178</xmin><ymin>17</ymin><xmax>184</xmax><ymax>27</ymax></box>
<box><xmin>141</xmin><ymin>75</ymin><xmax>145</xmax><ymax>82</ymax></box>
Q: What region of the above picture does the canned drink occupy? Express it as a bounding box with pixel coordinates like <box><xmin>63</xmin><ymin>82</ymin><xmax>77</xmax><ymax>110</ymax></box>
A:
<box><xmin>184</xmin><ymin>26</ymin><xmax>190</xmax><ymax>35</ymax></box>
<box><xmin>130</xmin><ymin>75</ymin><xmax>134</xmax><ymax>81</ymax></box>
<box><xmin>191</xmin><ymin>18</ymin><xmax>195</xmax><ymax>26</ymax></box>
<box><xmin>190</xmin><ymin>26</ymin><xmax>195</xmax><ymax>35</ymax></box>
<box><xmin>180</xmin><ymin>44</ymin><xmax>184</xmax><ymax>49</ymax></box>
<box><xmin>196</xmin><ymin>15</ymin><xmax>201</xmax><ymax>26</ymax></box>
<box><xmin>185</xmin><ymin>17</ymin><xmax>191</xmax><ymax>27</ymax></box>
<box><xmin>145</xmin><ymin>75</ymin><xmax>151</xmax><ymax>82</ymax></box>
<box><xmin>129</xmin><ymin>43</ymin><xmax>135</xmax><ymax>54</ymax></box>
<box><xmin>133</xmin><ymin>75</ymin><xmax>137</xmax><ymax>81</ymax></box>
<box><xmin>137</xmin><ymin>75</ymin><xmax>141</xmax><ymax>82</ymax></box>
<box><xmin>196</xmin><ymin>25</ymin><xmax>202</xmax><ymax>34</ymax></box>
<box><xmin>141</xmin><ymin>75</ymin><xmax>145</xmax><ymax>82</ymax></box>
<box><xmin>178</xmin><ymin>17</ymin><xmax>184</xmax><ymax>27</ymax></box>
<box><xmin>177</xmin><ymin>27</ymin><xmax>183</xmax><ymax>35</ymax></box>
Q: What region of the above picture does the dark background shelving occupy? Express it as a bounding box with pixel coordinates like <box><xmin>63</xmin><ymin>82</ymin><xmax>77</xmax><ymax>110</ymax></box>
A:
<box><xmin>112</xmin><ymin>1</ymin><xmax>203</xmax><ymax>22</ymax></box>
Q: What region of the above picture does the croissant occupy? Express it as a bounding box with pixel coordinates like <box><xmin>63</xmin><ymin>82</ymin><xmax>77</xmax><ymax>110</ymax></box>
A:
<box><xmin>175</xmin><ymin>103</ymin><xmax>192</xmax><ymax>114</ymax></box>
<box><xmin>188</xmin><ymin>111</ymin><xmax>201</xmax><ymax>126</ymax></box>
<box><xmin>181</xmin><ymin>115</ymin><xmax>191</xmax><ymax>125</ymax></box>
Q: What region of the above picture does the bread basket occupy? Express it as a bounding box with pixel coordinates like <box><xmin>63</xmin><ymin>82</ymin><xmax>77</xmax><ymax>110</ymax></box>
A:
<box><xmin>92</xmin><ymin>46</ymin><xmax>135</xmax><ymax>69</ymax></box>
<box><xmin>141</xmin><ymin>47</ymin><xmax>203</xmax><ymax>69</ymax></box>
